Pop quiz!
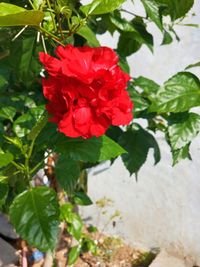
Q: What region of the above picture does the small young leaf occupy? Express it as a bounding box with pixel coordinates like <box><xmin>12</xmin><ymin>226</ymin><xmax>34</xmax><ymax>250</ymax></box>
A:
<box><xmin>68</xmin><ymin>246</ymin><xmax>81</xmax><ymax>265</ymax></box>
<box><xmin>73</xmin><ymin>191</ymin><xmax>93</xmax><ymax>206</ymax></box>
<box><xmin>172</xmin><ymin>144</ymin><xmax>192</xmax><ymax>166</ymax></box>
<box><xmin>0</xmin><ymin>150</ymin><xmax>14</xmax><ymax>168</ymax></box>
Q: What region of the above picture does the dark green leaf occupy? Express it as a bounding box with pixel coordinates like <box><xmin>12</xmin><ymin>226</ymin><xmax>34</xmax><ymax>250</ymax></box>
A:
<box><xmin>56</xmin><ymin>135</ymin><xmax>126</xmax><ymax>163</ymax></box>
<box><xmin>117</xmin><ymin>32</ymin><xmax>142</xmax><ymax>57</ymax></box>
<box><xmin>155</xmin><ymin>0</ymin><xmax>194</xmax><ymax>20</ymax></box>
<box><xmin>10</xmin><ymin>34</ymin><xmax>42</xmax><ymax>86</ymax></box>
<box><xmin>161</xmin><ymin>30</ymin><xmax>173</xmax><ymax>45</ymax></box>
<box><xmin>119</xmin><ymin>56</ymin><xmax>130</xmax><ymax>74</ymax></box>
<box><xmin>119</xmin><ymin>124</ymin><xmax>161</xmax><ymax>174</ymax></box>
<box><xmin>0</xmin><ymin>2</ymin><xmax>44</xmax><ymax>26</ymax></box>
<box><xmin>141</xmin><ymin>0</ymin><xmax>163</xmax><ymax>30</ymax></box>
<box><xmin>168</xmin><ymin>113</ymin><xmax>200</xmax><ymax>150</ymax></box>
<box><xmin>172</xmin><ymin>144</ymin><xmax>191</xmax><ymax>166</ymax></box>
<box><xmin>55</xmin><ymin>155</ymin><xmax>80</xmax><ymax>193</ymax></box>
<box><xmin>9</xmin><ymin>187</ymin><xmax>60</xmax><ymax>252</ymax></box>
<box><xmin>68</xmin><ymin>246</ymin><xmax>81</xmax><ymax>265</ymax></box>
<box><xmin>73</xmin><ymin>192</ymin><xmax>93</xmax><ymax>206</ymax></box>
<box><xmin>80</xmin><ymin>0</ymin><xmax>125</xmax><ymax>15</ymax></box>
<box><xmin>149</xmin><ymin>72</ymin><xmax>200</xmax><ymax>113</ymax></box>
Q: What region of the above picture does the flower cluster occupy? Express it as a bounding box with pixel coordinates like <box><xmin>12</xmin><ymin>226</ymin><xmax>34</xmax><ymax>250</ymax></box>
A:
<box><xmin>39</xmin><ymin>45</ymin><xmax>133</xmax><ymax>138</ymax></box>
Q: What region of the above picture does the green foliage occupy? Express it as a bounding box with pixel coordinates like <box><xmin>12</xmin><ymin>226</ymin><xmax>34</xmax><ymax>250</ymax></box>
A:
<box><xmin>56</xmin><ymin>135</ymin><xmax>126</xmax><ymax>163</ymax></box>
<box><xmin>80</xmin><ymin>0</ymin><xmax>125</xmax><ymax>15</ymax></box>
<box><xmin>149</xmin><ymin>72</ymin><xmax>200</xmax><ymax>113</ymax></box>
<box><xmin>0</xmin><ymin>3</ymin><xmax>44</xmax><ymax>26</ymax></box>
<box><xmin>9</xmin><ymin>187</ymin><xmax>60</xmax><ymax>251</ymax></box>
<box><xmin>55</xmin><ymin>155</ymin><xmax>80</xmax><ymax>193</ymax></box>
<box><xmin>119</xmin><ymin>124</ymin><xmax>161</xmax><ymax>174</ymax></box>
<box><xmin>0</xmin><ymin>0</ymin><xmax>199</xmax><ymax>263</ymax></box>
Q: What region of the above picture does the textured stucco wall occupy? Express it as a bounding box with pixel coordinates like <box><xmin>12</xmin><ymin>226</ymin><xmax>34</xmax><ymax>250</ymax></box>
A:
<box><xmin>80</xmin><ymin>0</ymin><xmax>200</xmax><ymax>264</ymax></box>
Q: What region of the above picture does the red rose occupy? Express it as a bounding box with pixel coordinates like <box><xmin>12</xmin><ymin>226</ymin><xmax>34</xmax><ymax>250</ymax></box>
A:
<box><xmin>39</xmin><ymin>45</ymin><xmax>133</xmax><ymax>138</ymax></box>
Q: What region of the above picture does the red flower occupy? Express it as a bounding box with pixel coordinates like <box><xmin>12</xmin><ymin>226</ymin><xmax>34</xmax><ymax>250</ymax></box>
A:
<box><xmin>39</xmin><ymin>45</ymin><xmax>133</xmax><ymax>138</ymax></box>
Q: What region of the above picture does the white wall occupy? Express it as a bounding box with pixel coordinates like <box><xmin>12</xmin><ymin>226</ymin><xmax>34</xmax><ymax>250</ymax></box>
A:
<box><xmin>81</xmin><ymin>0</ymin><xmax>200</xmax><ymax>264</ymax></box>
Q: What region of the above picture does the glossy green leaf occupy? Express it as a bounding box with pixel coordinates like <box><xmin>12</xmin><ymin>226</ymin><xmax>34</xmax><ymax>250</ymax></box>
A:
<box><xmin>0</xmin><ymin>150</ymin><xmax>13</xmax><ymax>168</ymax></box>
<box><xmin>73</xmin><ymin>192</ymin><xmax>93</xmax><ymax>206</ymax></box>
<box><xmin>149</xmin><ymin>72</ymin><xmax>200</xmax><ymax>113</ymax></box>
<box><xmin>56</xmin><ymin>135</ymin><xmax>126</xmax><ymax>163</ymax></box>
<box><xmin>55</xmin><ymin>155</ymin><xmax>80</xmax><ymax>193</ymax></box>
<box><xmin>168</xmin><ymin>113</ymin><xmax>200</xmax><ymax>150</ymax></box>
<box><xmin>141</xmin><ymin>0</ymin><xmax>163</xmax><ymax>30</ymax></box>
<box><xmin>0</xmin><ymin>3</ymin><xmax>44</xmax><ymax>26</ymax></box>
<box><xmin>68</xmin><ymin>245</ymin><xmax>81</xmax><ymax>265</ymax></box>
<box><xmin>119</xmin><ymin>124</ymin><xmax>160</xmax><ymax>174</ymax></box>
<box><xmin>172</xmin><ymin>144</ymin><xmax>191</xmax><ymax>166</ymax></box>
<box><xmin>9</xmin><ymin>187</ymin><xmax>60</xmax><ymax>252</ymax></box>
<box><xmin>80</xmin><ymin>0</ymin><xmax>125</xmax><ymax>15</ymax></box>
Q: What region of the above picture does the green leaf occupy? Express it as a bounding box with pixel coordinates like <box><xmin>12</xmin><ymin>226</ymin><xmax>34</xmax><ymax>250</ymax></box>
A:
<box><xmin>10</xmin><ymin>187</ymin><xmax>59</xmax><ymax>252</ymax></box>
<box><xmin>172</xmin><ymin>144</ymin><xmax>191</xmax><ymax>166</ymax></box>
<box><xmin>0</xmin><ymin>175</ymin><xmax>8</xmax><ymax>207</ymax></box>
<box><xmin>68</xmin><ymin>246</ymin><xmax>81</xmax><ymax>265</ymax></box>
<box><xmin>185</xmin><ymin>61</ymin><xmax>200</xmax><ymax>70</ymax></box>
<box><xmin>141</xmin><ymin>0</ymin><xmax>163</xmax><ymax>30</ymax></box>
<box><xmin>77</xmin><ymin>26</ymin><xmax>100</xmax><ymax>47</ymax></box>
<box><xmin>67</xmin><ymin>213</ymin><xmax>83</xmax><ymax>240</ymax></box>
<box><xmin>0</xmin><ymin>106</ymin><xmax>16</xmax><ymax>121</ymax></box>
<box><xmin>127</xmin><ymin>85</ymin><xmax>149</xmax><ymax>113</ymax></box>
<box><xmin>73</xmin><ymin>192</ymin><xmax>93</xmax><ymax>206</ymax></box>
<box><xmin>55</xmin><ymin>155</ymin><xmax>80</xmax><ymax>193</ymax></box>
<box><xmin>119</xmin><ymin>124</ymin><xmax>161</xmax><ymax>174</ymax></box>
<box><xmin>117</xmin><ymin>32</ymin><xmax>142</xmax><ymax>57</ymax></box>
<box><xmin>161</xmin><ymin>30</ymin><xmax>173</xmax><ymax>45</ymax></box>
<box><xmin>0</xmin><ymin>3</ymin><xmax>44</xmax><ymax>26</ymax></box>
<box><xmin>60</xmin><ymin>204</ymin><xmax>83</xmax><ymax>240</ymax></box>
<box><xmin>27</xmin><ymin>112</ymin><xmax>48</xmax><ymax>141</ymax></box>
<box><xmin>10</xmin><ymin>34</ymin><xmax>42</xmax><ymax>86</ymax></box>
<box><xmin>168</xmin><ymin>113</ymin><xmax>200</xmax><ymax>150</ymax></box>
<box><xmin>155</xmin><ymin>0</ymin><xmax>194</xmax><ymax>20</ymax></box>
<box><xmin>149</xmin><ymin>72</ymin><xmax>200</xmax><ymax>113</ymax></box>
<box><xmin>0</xmin><ymin>150</ymin><xmax>14</xmax><ymax>168</ymax></box>
<box><xmin>133</xmin><ymin>77</ymin><xmax>160</xmax><ymax>100</ymax></box>
<box><xmin>80</xmin><ymin>0</ymin><xmax>125</xmax><ymax>15</ymax></box>
<box><xmin>4</xmin><ymin>136</ymin><xmax>23</xmax><ymax>151</ymax></box>
<box><xmin>56</xmin><ymin>135</ymin><xmax>126</xmax><ymax>163</ymax></box>
<box><xmin>119</xmin><ymin>56</ymin><xmax>130</xmax><ymax>74</ymax></box>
